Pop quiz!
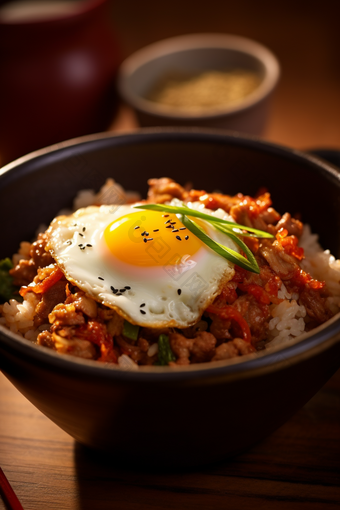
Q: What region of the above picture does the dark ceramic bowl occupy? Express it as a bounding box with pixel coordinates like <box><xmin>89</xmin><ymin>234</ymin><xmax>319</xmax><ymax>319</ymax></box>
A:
<box><xmin>1</xmin><ymin>129</ymin><xmax>340</xmax><ymax>468</ymax></box>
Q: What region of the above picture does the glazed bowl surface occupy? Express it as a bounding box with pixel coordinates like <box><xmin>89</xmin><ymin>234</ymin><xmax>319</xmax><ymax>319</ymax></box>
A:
<box><xmin>0</xmin><ymin>129</ymin><xmax>340</xmax><ymax>468</ymax></box>
<box><xmin>117</xmin><ymin>33</ymin><xmax>280</xmax><ymax>135</ymax></box>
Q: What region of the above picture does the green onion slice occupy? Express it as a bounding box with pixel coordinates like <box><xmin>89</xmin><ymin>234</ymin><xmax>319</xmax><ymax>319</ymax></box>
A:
<box><xmin>134</xmin><ymin>202</ymin><xmax>273</xmax><ymax>273</ymax></box>
<box><xmin>212</xmin><ymin>222</ymin><xmax>258</xmax><ymax>272</ymax></box>
<box><xmin>122</xmin><ymin>320</ymin><xmax>139</xmax><ymax>341</ymax></box>
<box><xmin>155</xmin><ymin>334</ymin><xmax>176</xmax><ymax>366</ymax></box>
<box><xmin>133</xmin><ymin>203</ymin><xmax>273</xmax><ymax>238</ymax></box>
<box><xmin>181</xmin><ymin>215</ymin><xmax>260</xmax><ymax>274</ymax></box>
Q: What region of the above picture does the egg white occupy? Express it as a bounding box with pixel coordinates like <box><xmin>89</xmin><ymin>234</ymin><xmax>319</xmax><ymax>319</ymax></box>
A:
<box><xmin>46</xmin><ymin>201</ymin><xmax>239</xmax><ymax>327</ymax></box>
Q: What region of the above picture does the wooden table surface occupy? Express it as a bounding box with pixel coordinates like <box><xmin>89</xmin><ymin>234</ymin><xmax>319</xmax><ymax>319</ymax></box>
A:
<box><xmin>1</xmin><ymin>1</ymin><xmax>340</xmax><ymax>508</ymax></box>
<box><xmin>0</xmin><ymin>369</ymin><xmax>339</xmax><ymax>510</ymax></box>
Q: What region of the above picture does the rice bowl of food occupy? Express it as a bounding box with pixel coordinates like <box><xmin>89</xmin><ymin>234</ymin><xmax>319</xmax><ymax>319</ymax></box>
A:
<box><xmin>0</xmin><ymin>129</ymin><xmax>340</xmax><ymax>467</ymax></box>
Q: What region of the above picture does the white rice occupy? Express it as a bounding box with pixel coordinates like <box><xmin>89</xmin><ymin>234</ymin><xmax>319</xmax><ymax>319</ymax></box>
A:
<box><xmin>147</xmin><ymin>342</ymin><xmax>159</xmax><ymax>357</ymax></box>
<box><xmin>266</xmin><ymin>224</ymin><xmax>340</xmax><ymax>349</ymax></box>
<box><xmin>268</xmin><ymin>299</ymin><xmax>307</xmax><ymax>348</ymax></box>
<box><xmin>117</xmin><ymin>354</ymin><xmax>139</xmax><ymax>370</ymax></box>
<box><xmin>0</xmin><ymin>293</ymin><xmax>49</xmax><ymax>340</ymax></box>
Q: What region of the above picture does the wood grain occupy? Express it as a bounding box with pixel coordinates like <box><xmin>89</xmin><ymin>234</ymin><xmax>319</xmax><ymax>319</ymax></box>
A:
<box><xmin>0</xmin><ymin>370</ymin><xmax>339</xmax><ymax>510</ymax></box>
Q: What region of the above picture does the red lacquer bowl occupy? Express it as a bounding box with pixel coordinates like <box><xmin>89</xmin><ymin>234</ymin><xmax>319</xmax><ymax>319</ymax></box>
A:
<box><xmin>0</xmin><ymin>0</ymin><xmax>120</xmax><ymax>165</ymax></box>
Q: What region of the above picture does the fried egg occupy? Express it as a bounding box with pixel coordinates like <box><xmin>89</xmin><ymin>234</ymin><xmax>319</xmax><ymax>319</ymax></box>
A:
<box><xmin>46</xmin><ymin>200</ymin><xmax>239</xmax><ymax>327</ymax></box>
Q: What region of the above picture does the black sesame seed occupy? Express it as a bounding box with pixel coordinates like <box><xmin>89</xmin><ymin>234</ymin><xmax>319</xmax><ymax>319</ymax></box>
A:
<box><xmin>170</xmin><ymin>221</ymin><xmax>176</xmax><ymax>225</ymax></box>
<box><xmin>176</xmin><ymin>235</ymin><xmax>182</xmax><ymax>241</ymax></box>
<box><xmin>163</xmin><ymin>214</ymin><xmax>169</xmax><ymax>218</ymax></box>
<box><xmin>78</xmin><ymin>244</ymin><xmax>83</xmax><ymax>247</ymax></box>
<box><xmin>140</xmin><ymin>309</ymin><xmax>146</xmax><ymax>315</ymax></box>
<box><xmin>140</xmin><ymin>303</ymin><xmax>146</xmax><ymax>307</ymax></box>
<box><xmin>119</xmin><ymin>288</ymin><xmax>127</xmax><ymax>293</ymax></box>
<box><xmin>116</xmin><ymin>293</ymin><xmax>122</xmax><ymax>296</ymax></box>
<box><xmin>134</xmin><ymin>226</ymin><xmax>140</xmax><ymax>230</ymax></box>
<box><xmin>145</xmin><ymin>232</ymin><xmax>149</xmax><ymax>236</ymax></box>
<box><xmin>177</xmin><ymin>289</ymin><xmax>182</xmax><ymax>295</ymax></box>
<box><xmin>98</xmin><ymin>277</ymin><xmax>104</xmax><ymax>281</ymax></box>
<box><xmin>166</xmin><ymin>225</ymin><xmax>172</xmax><ymax>229</ymax></box>
<box><xmin>82</xmin><ymin>227</ymin><xmax>86</xmax><ymax>232</ymax></box>
<box><xmin>147</xmin><ymin>238</ymin><xmax>153</xmax><ymax>241</ymax></box>
<box><xmin>111</xmin><ymin>287</ymin><xmax>118</xmax><ymax>294</ymax></box>
<box><xmin>81</xmin><ymin>247</ymin><xmax>86</xmax><ymax>250</ymax></box>
<box><xmin>125</xmin><ymin>286</ymin><xmax>131</xmax><ymax>290</ymax></box>
<box><xmin>153</xmin><ymin>229</ymin><xmax>159</xmax><ymax>232</ymax></box>
<box><xmin>180</xmin><ymin>227</ymin><xmax>186</xmax><ymax>230</ymax></box>
<box><xmin>165</xmin><ymin>219</ymin><xmax>171</xmax><ymax>224</ymax></box>
<box><xmin>79</xmin><ymin>233</ymin><xmax>84</xmax><ymax>237</ymax></box>
<box><xmin>172</xmin><ymin>229</ymin><xmax>179</xmax><ymax>233</ymax></box>
<box><xmin>185</xmin><ymin>235</ymin><xmax>189</xmax><ymax>240</ymax></box>
<box><xmin>86</xmin><ymin>244</ymin><xmax>92</xmax><ymax>247</ymax></box>
<box><xmin>143</xmin><ymin>238</ymin><xmax>147</xmax><ymax>243</ymax></box>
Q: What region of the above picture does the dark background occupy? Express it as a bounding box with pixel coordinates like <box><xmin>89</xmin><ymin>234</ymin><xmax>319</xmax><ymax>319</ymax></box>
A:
<box><xmin>109</xmin><ymin>0</ymin><xmax>340</xmax><ymax>150</ymax></box>
<box><xmin>0</xmin><ymin>0</ymin><xmax>339</xmax><ymax>162</ymax></box>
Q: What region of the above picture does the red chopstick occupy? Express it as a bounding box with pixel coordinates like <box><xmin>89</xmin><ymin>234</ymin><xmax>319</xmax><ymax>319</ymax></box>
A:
<box><xmin>0</xmin><ymin>467</ymin><xmax>24</xmax><ymax>510</ymax></box>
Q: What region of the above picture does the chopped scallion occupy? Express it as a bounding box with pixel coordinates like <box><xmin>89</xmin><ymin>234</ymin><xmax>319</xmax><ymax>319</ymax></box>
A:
<box><xmin>0</xmin><ymin>258</ymin><xmax>22</xmax><ymax>303</ymax></box>
<box><xmin>134</xmin><ymin>202</ymin><xmax>273</xmax><ymax>273</ymax></box>
<box><xmin>122</xmin><ymin>320</ymin><xmax>139</xmax><ymax>341</ymax></box>
<box><xmin>155</xmin><ymin>334</ymin><xmax>176</xmax><ymax>366</ymax></box>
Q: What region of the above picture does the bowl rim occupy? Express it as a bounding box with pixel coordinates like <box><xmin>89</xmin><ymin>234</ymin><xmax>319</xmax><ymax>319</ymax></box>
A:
<box><xmin>117</xmin><ymin>33</ymin><xmax>280</xmax><ymax>120</ymax></box>
<box><xmin>1</xmin><ymin>127</ymin><xmax>340</xmax><ymax>384</ymax></box>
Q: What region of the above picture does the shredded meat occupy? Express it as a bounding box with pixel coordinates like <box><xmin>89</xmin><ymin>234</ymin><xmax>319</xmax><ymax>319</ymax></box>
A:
<box><xmin>9</xmin><ymin>258</ymin><xmax>37</xmax><ymax>287</ymax></box>
<box><xmin>299</xmin><ymin>287</ymin><xmax>331</xmax><ymax>324</ymax></box>
<box><xmin>212</xmin><ymin>338</ymin><xmax>254</xmax><ymax>361</ymax></box>
<box><xmin>212</xmin><ymin>341</ymin><xmax>238</xmax><ymax>361</ymax></box>
<box><xmin>37</xmin><ymin>329</ymin><xmax>97</xmax><ymax>359</ymax></box>
<box><xmin>37</xmin><ymin>330</ymin><xmax>55</xmax><ymax>349</ymax></box>
<box><xmin>259</xmin><ymin>239</ymin><xmax>298</xmax><ymax>280</ymax></box>
<box><xmin>116</xmin><ymin>335</ymin><xmax>144</xmax><ymax>362</ymax></box>
<box><xmin>260</xmin><ymin>207</ymin><xmax>281</xmax><ymax>225</ymax></box>
<box><xmin>194</xmin><ymin>192</ymin><xmax>243</xmax><ymax>212</ymax></box>
<box><xmin>169</xmin><ymin>333</ymin><xmax>193</xmax><ymax>365</ymax></box>
<box><xmin>34</xmin><ymin>280</ymin><xmax>67</xmax><ymax>326</ymax></box>
<box><xmin>169</xmin><ymin>331</ymin><xmax>216</xmax><ymax>365</ymax></box>
<box><xmin>65</xmin><ymin>291</ymin><xmax>98</xmax><ymax>318</ymax></box>
<box><xmin>10</xmin><ymin>233</ymin><xmax>53</xmax><ymax>286</ymax></box>
<box><xmin>275</xmin><ymin>213</ymin><xmax>303</xmax><ymax>237</ymax></box>
<box><xmin>209</xmin><ymin>314</ymin><xmax>232</xmax><ymax>340</ymax></box>
<box><xmin>30</xmin><ymin>233</ymin><xmax>54</xmax><ymax>268</ymax></box>
<box><xmin>49</xmin><ymin>303</ymin><xmax>86</xmax><ymax>327</ymax></box>
<box><xmin>138</xmin><ymin>337</ymin><xmax>150</xmax><ymax>352</ymax></box>
<box><xmin>230</xmin><ymin>201</ymin><xmax>271</xmax><ymax>233</ymax></box>
<box><xmin>51</xmin><ymin>333</ymin><xmax>97</xmax><ymax>359</ymax></box>
<box><xmin>232</xmin><ymin>295</ymin><xmax>270</xmax><ymax>342</ymax></box>
<box><xmin>190</xmin><ymin>331</ymin><xmax>216</xmax><ymax>363</ymax></box>
<box><xmin>147</xmin><ymin>177</ymin><xmax>185</xmax><ymax>203</ymax></box>
<box><xmin>106</xmin><ymin>311</ymin><xmax>124</xmax><ymax>337</ymax></box>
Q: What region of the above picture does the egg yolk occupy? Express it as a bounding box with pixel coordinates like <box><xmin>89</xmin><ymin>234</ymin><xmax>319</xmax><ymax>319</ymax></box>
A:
<box><xmin>104</xmin><ymin>210</ymin><xmax>203</xmax><ymax>267</ymax></box>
